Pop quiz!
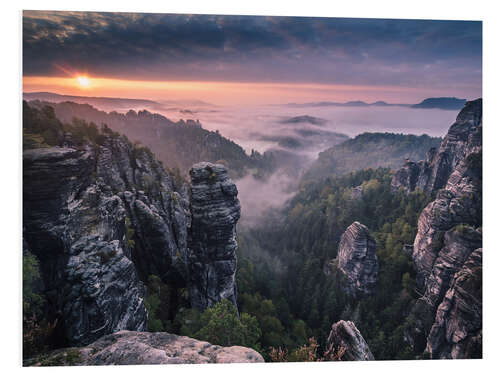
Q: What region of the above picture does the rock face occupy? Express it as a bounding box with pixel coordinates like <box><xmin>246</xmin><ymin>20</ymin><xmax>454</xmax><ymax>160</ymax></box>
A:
<box><xmin>23</xmin><ymin>136</ymin><xmax>240</xmax><ymax>346</ymax></box>
<box><xmin>426</xmin><ymin>248</ymin><xmax>482</xmax><ymax>359</ymax></box>
<box><xmin>188</xmin><ymin>162</ymin><xmax>241</xmax><ymax>310</ymax></box>
<box><xmin>327</xmin><ymin>320</ymin><xmax>374</xmax><ymax>361</ymax></box>
<box><xmin>28</xmin><ymin>330</ymin><xmax>264</xmax><ymax>366</ymax></box>
<box><xmin>403</xmin><ymin>99</ymin><xmax>482</xmax><ymax>359</ymax></box>
<box><xmin>337</xmin><ymin>222</ymin><xmax>378</xmax><ymax>297</ymax></box>
<box><xmin>391</xmin><ymin>99</ymin><xmax>482</xmax><ymax>194</ymax></box>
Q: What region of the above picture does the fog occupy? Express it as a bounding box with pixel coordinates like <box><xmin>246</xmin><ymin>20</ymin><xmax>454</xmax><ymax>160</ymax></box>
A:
<box><xmin>151</xmin><ymin>103</ymin><xmax>456</xmax><ymax>225</ymax></box>
<box><xmin>235</xmin><ymin>171</ymin><xmax>298</xmax><ymax>227</ymax></box>
<box><xmin>42</xmin><ymin>95</ymin><xmax>458</xmax><ymax>226</ymax></box>
<box><xmin>156</xmin><ymin>103</ymin><xmax>456</xmax><ymax>155</ymax></box>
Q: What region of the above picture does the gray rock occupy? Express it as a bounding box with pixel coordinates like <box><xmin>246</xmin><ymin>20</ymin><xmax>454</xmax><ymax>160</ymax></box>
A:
<box><xmin>426</xmin><ymin>248</ymin><xmax>482</xmax><ymax>359</ymax></box>
<box><xmin>188</xmin><ymin>162</ymin><xmax>241</xmax><ymax>310</ymax></box>
<box><xmin>350</xmin><ymin>184</ymin><xmax>364</xmax><ymax>200</ymax></box>
<box><xmin>403</xmin><ymin>99</ymin><xmax>482</xmax><ymax>359</ymax></box>
<box><xmin>29</xmin><ymin>330</ymin><xmax>264</xmax><ymax>366</ymax></box>
<box><xmin>23</xmin><ymin>136</ymin><xmax>192</xmax><ymax>345</ymax></box>
<box><xmin>391</xmin><ymin>99</ymin><xmax>482</xmax><ymax>194</ymax></box>
<box><xmin>337</xmin><ymin>222</ymin><xmax>378</xmax><ymax>297</ymax></box>
<box><xmin>327</xmin><ymin>320</ymin><xmax>374</xmax><ymax>361</ymax></box>
<box><xmin>413</xmin><ymin>152</ymin><xmax>482</xmax><ymax>291</ymax></box>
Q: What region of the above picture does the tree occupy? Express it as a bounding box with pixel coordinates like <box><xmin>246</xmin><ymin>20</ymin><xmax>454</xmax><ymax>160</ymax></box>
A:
<box><xmin>194</xmin><ymin>299</ymin><xmax>261</xmax><ymax>348</ymax></box>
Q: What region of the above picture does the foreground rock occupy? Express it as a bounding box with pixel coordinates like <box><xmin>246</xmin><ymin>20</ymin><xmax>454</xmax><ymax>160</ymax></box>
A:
<box><xmin>188</xmin><ymin>162</ymin><xmax>241</xmax><ymax>310</ymax></box>
<box><xmin>28</xmin><ymin>331</ymin><xmax>264</xmax><ymax>366</ymax></box>
<box><xmin>337</xmin><ymin>222</ymin><xmax>378</xmax><ymax>297</ymax></box>
<box><xmin>391</xmin><ymin>99</ymin><xmax>482</xmax><ymax>194</ymax></box>
<box><xmin>327</xmin><ymin>320</ymin><xmax>374</xmax><ymax>361</ymax></box>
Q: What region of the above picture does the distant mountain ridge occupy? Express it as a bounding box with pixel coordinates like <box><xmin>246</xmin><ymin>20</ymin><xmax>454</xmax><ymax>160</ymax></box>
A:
<box><xmin>23</xmin><ymin>91</ymin><xmax>163</xmax><ymax>111</ymax></box>
<box><xmin>411</xmin><ymin>97</ymin><xmax>467</xmax><ymax>110</ymax></box>
<box><xmin>285</xmin><ymin>97</ymin><xmax>468</xmax><ymax>111</ymax></box>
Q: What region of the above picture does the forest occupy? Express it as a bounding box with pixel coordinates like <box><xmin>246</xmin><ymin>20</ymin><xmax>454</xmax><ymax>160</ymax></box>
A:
<box><xmin>22</xmin><ymin>101</ymin><xmax>448</xmax><ymax>361</ymax></box>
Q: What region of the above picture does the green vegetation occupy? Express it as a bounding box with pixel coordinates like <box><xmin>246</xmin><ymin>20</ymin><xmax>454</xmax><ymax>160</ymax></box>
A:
<box><xmin>23</xmin><ymin>251</ymin><xmax>55</xmax><ymax>358</ymax></box>
<box><xmin>235</xmin><ymin>167</ymin><xmax>432</xmax><ymax>360</ymax></box>
<box><xmin>34</xmin><ymin>349</ymin><xmax>82</xmax><ymax>366</ymax></box>
<box><xmin>27</xmin><ymin>100</ymin><xmax>276</xmax><ymax>178</ymax></box>
<box><xmin>192</xmin><ymin>299</ymin><xmax>261</xmax><ymax>349</ymax></box>
<box><xmin>303</xmin><ymin>132</ymin><xmax>441</xmax><ymax>182</ymax></box>
<box><xmin>23</xmin><ymin>100</ymin><xmax>120</xmax><ymax>149</ymax></box>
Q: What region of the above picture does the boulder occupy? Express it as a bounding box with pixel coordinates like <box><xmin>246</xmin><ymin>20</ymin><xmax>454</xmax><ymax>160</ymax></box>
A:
<box><xmin>27</xmin><ymin>330</ymin><xmax>264</xmax><ymax>366</ymax></box>
<box><xmin>327</xmin><ymin>320</ymin><xmax>374</xmax><ymax>361</ymax></box>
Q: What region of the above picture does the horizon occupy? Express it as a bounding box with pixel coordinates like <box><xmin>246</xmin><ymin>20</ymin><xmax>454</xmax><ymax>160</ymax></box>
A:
<box><xmin>23</xmin><ymin>11</ymin><xmax>482</xmax><ymax>106</ymax></box>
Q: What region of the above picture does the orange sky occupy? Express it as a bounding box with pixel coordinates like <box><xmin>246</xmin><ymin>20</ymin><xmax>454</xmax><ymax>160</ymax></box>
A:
<box><xmin>22</xmin><ymin>75</ymin><xmax>464</xmax><ymax>106</ymax></box>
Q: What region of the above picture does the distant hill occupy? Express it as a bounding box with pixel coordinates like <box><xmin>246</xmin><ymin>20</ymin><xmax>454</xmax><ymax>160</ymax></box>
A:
<box><xmin>302</xmin><ymin>132</ymin><xmax>442</xmax><ymax>182</ymax></box>
<box><xmin>26</xmin><ymin>100</ymin><xmax>273</xmax><ymax>178</ymax></box>
<box><xmin>285</xmin><ymin>97</ymin><xmax>468</xmax><ymax>110</ymax></box>
<box><xmin>411</xmin><ymin>97</ymin><xmax>467</xmax><ymax>110</ymax></box>
<box><xmin>23</xmin><ymin>92</ymin><xmax>164</xmax><ymax>111</ymax></box>
<box><xmin>279</xmin><ymin>115</ymin><xmax>327</xmax><ymax>126</ymax></box>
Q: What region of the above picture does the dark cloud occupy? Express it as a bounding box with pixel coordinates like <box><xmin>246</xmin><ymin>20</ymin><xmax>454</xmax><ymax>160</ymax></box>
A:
<box><xmin>22</xmin><ymin>11</ymin><xmax>482</xmax><ymax>90</ymax></box>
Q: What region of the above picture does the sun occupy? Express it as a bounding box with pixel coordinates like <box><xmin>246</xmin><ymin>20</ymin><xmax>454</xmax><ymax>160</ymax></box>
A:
<box><xmin>76</xmin><ymin>76</ymin><xmax>91</xmax><ymax>88</ymax></box>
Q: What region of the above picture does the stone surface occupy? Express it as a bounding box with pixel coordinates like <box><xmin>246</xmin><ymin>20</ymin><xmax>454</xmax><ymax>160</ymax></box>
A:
<box><xmin>327</xmin><ymin>320</ymin><xmax>374</xmax><ymax>361</ymax></box>
<box><xmin>29</xmin><ymin>330</ymin><xmax>264</xmax><ymax>366</ymax></box>
<box><xmin>426</xmin><ymin>248</ymin><xmax>482</xmax><ymax>359</ymax></box>
<box><xmin>403</xmin><ymin>99</ymin><xmax>482</xmax><ymax>359</ymax></box>
<box><xmin>391</xmin><ymin>99</ymin><xmax>482</xmax><ymax>194</ymax></box>
<box><xmin>188</xmin><ymin>162</ymin><xmax>241</xmax><ymax>310</ymax></box>
<box><xmin>337</xmin><ymin>222</ymin><xmax>378</xmax><ymax>297</ymax></box>
<box><xmin>23</xmin><ymin>135</ymin><xmax>193</xmax><ymax>346</ymax></box>
<box><xmin>412</xmin><ymin>152</ymin><xmax>482</xmax><ymax>291</ymax></box>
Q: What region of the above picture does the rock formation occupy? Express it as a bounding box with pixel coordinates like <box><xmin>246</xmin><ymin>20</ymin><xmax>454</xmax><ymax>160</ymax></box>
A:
<box><xmin>403</xmin><ymin>99</ymin><xmax>482</xmax><ymax>359</ymax></box>
<box><xmin>337</xmin><ymin>222</ymin><xmax>378</xmax><ymax>297</ymax></box>
<box><xmin>188</xmin><ymin>162</ymin><xmax>241</xmax><ymax>310</ymax></box>
<box><xmin>391</xmin><ymin>99</ymin><xmax>482</xmax><ymax>194</ymax></box>
<box><xmin>23</xmin><ymin>133</ymin><xmax>240</xmax><ymax>346</ymax></box>
<box><xmin>426</xmin><ymin>248</ymin><xmax>482</xmax><ymax>359</ymax></box>
<box><xmin>27</xmin><ymin>330</ymin><xmax>264</xmax><ymax>366</ymax></box>
<box><xmin>327</xmin><ymin>320</ymin><xmax>374</xmax><ymax>361</ymax></box>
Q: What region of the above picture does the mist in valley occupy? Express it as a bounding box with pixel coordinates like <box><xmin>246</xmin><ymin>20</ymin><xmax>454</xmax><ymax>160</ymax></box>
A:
<box><xmin>153</xmin><ymin>102</ymin><xmax>457</xmax><ymax>225</ymax></box>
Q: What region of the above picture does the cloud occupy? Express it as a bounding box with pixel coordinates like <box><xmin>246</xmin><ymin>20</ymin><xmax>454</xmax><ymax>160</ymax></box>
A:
<box><xmin>23</xmin><ymin>11</ymin><xmax>482</xmax><ymax>93</ymax></box>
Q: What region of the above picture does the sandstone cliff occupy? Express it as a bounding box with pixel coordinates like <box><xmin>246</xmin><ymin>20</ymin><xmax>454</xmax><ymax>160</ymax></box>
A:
<box><xmin>402</xmin><ymin>99</ymin><xmax>482</xmax><ymax>359</ymax></box>
<box><xmin>327</xmin><ymin>320</ymin><xmax>374</xmax><ymax>361</ymax></box>
<box><xmin>426</xmin><ymin>248</ymin><xmax>482</xmax><ymax>359</ymax></box>
<box><xmin>188</xmin><ymin>162</ymin><xmax>241</xmax><ymax>310</ymax></box>
<box><xmin>337</xmin><ymin>222</ymin><xmax>378</xmax><ymax>297</ymax></box>
<box><xmin>23</xmin><ymin>132</ymin><xmax>240</xmax><ymax>346</ymax></box>
<box><xmin>391</xmin><ymin>99</ymin><xmax>482</xmax><ymax>194</ymax></box>
<box><xmin>27</xmin><ymin>330</ymin><xmax>264</xmax><ymax>366</ymax></box>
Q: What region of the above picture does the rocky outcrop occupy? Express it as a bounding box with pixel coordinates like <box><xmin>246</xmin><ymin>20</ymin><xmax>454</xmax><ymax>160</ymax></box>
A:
<box><xmin>403</xmin><ymin>99</ymin><xmax>482</xmax><ymax>359</ymax></box>
<box><xmin>337</xmin><ymin>222</ymin><xmax>378</xmax><ymax>297</ymax></box>
<box><xmin>426</xmin><ymin>248</ymin><xmax>482</xmax><ymax>359</ymax></box>
<box><xmin>413</xmin><ymin>152</ymin><xmax>482</xmax><ymax>291</ymax></box>
<box><xmin>391</xmin><ymin>99</ymin><xmax>482</xmax><ymax>194</ymax></box>
<box><xmin>23</xmin><ymin>136</ymin><xmax>240</xmax><ymax>346</ymax></box>
<box><xmin>327</xmin><ymin>320</ymin><xmax>374</xmax><ymax>361</ymax></box>
<box><xmin>28</xmin><ymin>330</ymin><xmax>264</xmax><ymax>366</ymax></box>
<box><xmin>188</xmin><ymin>162</ymin><xmax>241</xmax><ymax>310</ymax></box>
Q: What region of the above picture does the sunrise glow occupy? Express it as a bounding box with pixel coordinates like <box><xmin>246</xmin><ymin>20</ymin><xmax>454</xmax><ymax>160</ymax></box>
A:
<box><xmin>76</xmin><ymin>76</ymin><xmax>91</xmax><ymax>88</ymax></box>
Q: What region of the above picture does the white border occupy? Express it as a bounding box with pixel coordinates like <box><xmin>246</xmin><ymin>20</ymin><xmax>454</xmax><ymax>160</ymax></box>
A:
<box><xmin>3</xmin><ymin>1</ymin><xmax>498</xmax><ymax>374</ymax></box>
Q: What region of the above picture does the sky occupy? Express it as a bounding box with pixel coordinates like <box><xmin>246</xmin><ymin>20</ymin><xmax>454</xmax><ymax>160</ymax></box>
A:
<box><xmin>22</xmin><ymin>11</ymin><xmax>482</xmax><ymax>105</ymax></box>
